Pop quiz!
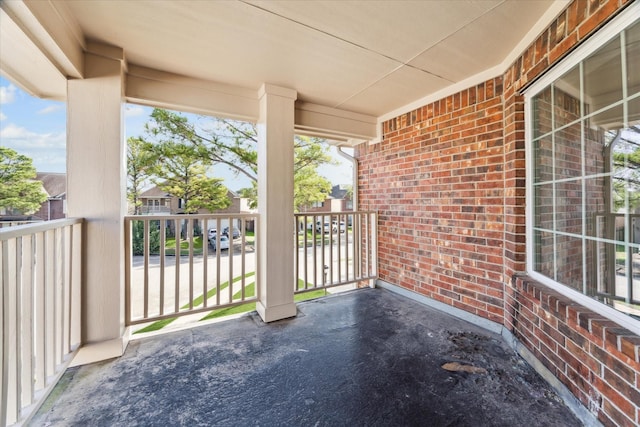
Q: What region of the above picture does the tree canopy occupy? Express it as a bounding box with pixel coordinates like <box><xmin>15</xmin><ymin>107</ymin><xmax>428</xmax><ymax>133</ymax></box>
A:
<box><xmin>143</xmin><ymin>108</ymin><xmax>334</xmax><ymax>210</ymax></box>
<box><xmin>127</xmin><ymin>137</ymin><xmax>155</xmax><ymax>215</ymax></box>
<box><xmin>0</xmin><ymin>147</ymin><xmax>47</xmax><ymax>215</ymax></box>
<box><xmin>144</xmin><ymin>140</ymin><xmax>230</xmax><ymax>214</ymax></box>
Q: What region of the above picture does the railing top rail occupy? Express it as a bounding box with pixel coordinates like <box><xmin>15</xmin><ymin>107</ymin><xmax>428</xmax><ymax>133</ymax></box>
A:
<box><xmin>124</xmin><ymin>213</ymin><xmax>259</xmax><ymax>221</ymax></box>
<box><xmin>294</xmin><ymin>211</ymin><xmax>377</xmax><ymax>217</ymax></box>
<box><xmin>0</xmin><ymin>217</ymin><xmax>83</xmax><ymax>240</ymax></box>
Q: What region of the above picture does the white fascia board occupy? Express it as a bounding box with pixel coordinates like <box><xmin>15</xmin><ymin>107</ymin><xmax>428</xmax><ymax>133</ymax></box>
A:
<box><xmin>377</xmin><ymin>0</ymin><xmax>571</xmax><ymax>125</ymax></box>
<box><xmin>126</xmin><ymin>65</ymin><xmax>259</xmax><ymax>122</ymax></box>
<box><xmin>3</xmin><ymin>0</ymin><xmax>84</xmax><ymax>79</ymax></box>
<box><xmin>295</xmin><ymin>102</ymin><xmax>377</xmax><ymax>144</ymax></box>
<box><xmin>0</xmin><ymin>7</ymin><xmax>67</xmax><ymax>100</ymax></box>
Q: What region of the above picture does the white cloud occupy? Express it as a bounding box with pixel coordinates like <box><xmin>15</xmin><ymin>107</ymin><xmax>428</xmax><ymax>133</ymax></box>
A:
<box><xmin>0</xmin><ymin>112</ymin><xmax>6</xmax><ymax>121</ymax></box>
<box><xmin>125</xmin><ymin>105</ymin><xmax>145</xmax><ymax>117</ymax></box>
<box><xmin>0</xmin><ymin>124</ymin><xmax>66</xmax><ymax>173</ymax></box>
<box><xmin>0</xmin><ymin>123</ymin><xmax>66</xmax><ymax>149</ymax></box>
<box><xmin>0</xmin><ymin>84</ymin><xmax>17</xmax><ymax>104</ymax></box>
<box><xmin>37</xmin><ymin>104</ymin><xmax>63</xmax><ymax>115</ymax></box>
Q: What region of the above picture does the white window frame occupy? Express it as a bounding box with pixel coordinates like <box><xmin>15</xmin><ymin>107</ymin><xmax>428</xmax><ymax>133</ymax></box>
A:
<box><xmin>525</xmin><ymin>2</ymin><xmax>640</xmax><ymax>336</ymax></box>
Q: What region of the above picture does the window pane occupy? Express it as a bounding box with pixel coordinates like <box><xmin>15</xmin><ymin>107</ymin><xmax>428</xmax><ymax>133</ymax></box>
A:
<box><xmin>584</xmin><ymin>106</ymin><xmax>623</xmax><ymax>180</ymax></box>
<box><xmin>556</xmin><ymin>180</ymin><xmax>582</xmax><ymax>234</ymax></box>
<box><xmin>534</xmin><ymin>183</ymin><xmax>554</xmax><ymax>230</ymax></box>
<box><xmin>534</xmin><ymin>230</ymin><xmax>554</xmax><ymax>279</ymax></box>
<box><xmin>612</xmin><ymin>126</ymin><xmax>640</xmax><ymax>214</ymax></box>
<box><xmin>629</xmin><ymin>95</ymin><xmax>640</xmax><ymax>128</ymax></box>
<box><xmin>555</xmin><ymin>121</ymin><xmax>582</xmax><ymax>180</ymax></box>
<box><xmin>556</xmin><ymin>235</ymin><xmax>583</xmax><ymax>291</ymax></box>
<box><xmin>554</xmin><ymin>65</ymin><xmax>582</xmax><ymax>129</ymax></box>
<box><xmin>585</xmin><ymin>176</ymin><xmax>609</xmax><ymax>238</ymax></box>
<box><xmin>533</xmin><ymin>86</ymin><xmax>553</xmax><ymax>138</ymax></box>
<box><xmin>586</xmin><ymin>241</ymin><xmax>619</xmax><ymax>297</ymax></box>
<box><xmin>626</xmin><ymin>21</ymin><xmax>640</xmax><ymax>100</ymax></box>
<box><xmin>584</xmin><ymin>35</ymin><xmax>622</xmax><ymax>113</ymax></box>
<box><xmin>533</xmin><ymin>136</ymin><xmax>553</xmax><ymax>183</ymax></box>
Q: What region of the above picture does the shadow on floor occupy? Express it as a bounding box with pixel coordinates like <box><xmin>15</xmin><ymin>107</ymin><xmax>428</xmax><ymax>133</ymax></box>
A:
<box><xmin>32</xmin><ymin>288</ymin><xmax>581</xmax><ymax>426</ymax></box>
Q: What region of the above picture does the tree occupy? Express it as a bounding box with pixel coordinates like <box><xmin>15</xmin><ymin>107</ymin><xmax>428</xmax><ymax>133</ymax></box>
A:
<box><xmin>293</xmin><ymin>167</ymin><xmax>332</xmax><ymax>212</ymax></box>
<box><xmin>127</xmin><ymin>137</ymin><xmax>155</xmax><ymax>214</ymax></box>
<box><xmin>611</xmin><ymin>126</ymin><xmax>640</xmax><ymax>211</ymax></box>
<box><xmin>145</xmin><ymin>108</ymin><xmax>334</xmax><ymax>208</ymax></box>
<box><xmin>145</xmin><ymin>141</ymin><xmax>230</xmax><ymax>214</ymax></box>
<box><xmin>0</xmin><ymin>147</ymin><xmax>47</xmax><ymax>215</ymax></box>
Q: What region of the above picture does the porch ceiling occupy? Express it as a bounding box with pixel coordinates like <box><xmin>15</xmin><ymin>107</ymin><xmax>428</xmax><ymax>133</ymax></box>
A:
<box><xmin>1</xmin><ymin>0</ymin><xmax>564</xmax><ymax>138</ymax></box>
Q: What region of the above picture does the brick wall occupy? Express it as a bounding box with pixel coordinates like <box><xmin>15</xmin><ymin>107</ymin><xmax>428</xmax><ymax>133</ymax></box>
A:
<box><xmin>356</xmin><ymin>0</ymin><xmax>638</xmax><ymax>425</ymax></box>
<box><xmin>509</xmin><ymin>276</ymin><xmax>640</xmax><ymax>427</ymax></box>
<box><xmin>358</xmin><ymin>77</ymin><xmax>506</xmax><ymax>323</ymax></box>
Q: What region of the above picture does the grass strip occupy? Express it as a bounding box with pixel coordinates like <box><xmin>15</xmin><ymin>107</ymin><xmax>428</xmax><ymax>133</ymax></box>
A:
<box><xmin>200</xmin><ymin>282</ymin><xmax>326</xmax><ymax>321</ymax></box>
<box><xmin>133</xmin><ymin>271</ymin><xmax>256</xmax><ymax>334</ymax></box>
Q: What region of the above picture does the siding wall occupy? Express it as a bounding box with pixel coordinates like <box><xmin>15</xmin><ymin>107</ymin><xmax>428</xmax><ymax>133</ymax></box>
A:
<box><xmin>356</xmin><ymin>1</ymin><xmax>639</xmax><ymax>425</ymax></box>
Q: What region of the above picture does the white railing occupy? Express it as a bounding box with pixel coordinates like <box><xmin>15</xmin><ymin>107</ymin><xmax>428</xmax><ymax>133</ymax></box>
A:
<box><xmin>295</xmin><ymin>211</ymin><xmax>377</xmax><ymax>293</ymax></box>
<box><xmin>0</xmin><ymin>218</ymin><xmax>83</xmax><ymax>427</ymax></box>
<box><xmin>124</xmin><ymin>214</ymin><xmax>258</xmax><ymax>326</ymax></box>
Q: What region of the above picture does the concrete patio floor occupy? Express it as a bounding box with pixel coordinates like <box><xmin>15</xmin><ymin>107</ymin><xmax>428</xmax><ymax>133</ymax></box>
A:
<box><xmin>32</xmin><ymin>288</ymin><xmax>581</xmax><ymax>426</ymax></box>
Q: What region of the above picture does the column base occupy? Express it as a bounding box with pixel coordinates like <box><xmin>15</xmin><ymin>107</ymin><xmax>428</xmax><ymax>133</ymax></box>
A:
<box><xmin>256</xmin><ymin>301</ymin><xmax>297</xmax><ymax>323</ymax></box>
<box><xmin>69</xmin><ymin>334</ymin><xmax>129</xmax><ymax>366</ymax></box>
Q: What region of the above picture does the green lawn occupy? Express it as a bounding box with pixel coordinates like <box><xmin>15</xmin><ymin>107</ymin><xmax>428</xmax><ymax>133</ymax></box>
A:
<box><xmin>164</xmin><ymin>236</ymin><xmax>205</xmax><ymax>256</ymax></box>
<box><xmin>200</xmin><ymin>281</ymin><xmax>326</xmax><ymax>321</ymax></box>
<box><xmin>133</xmin><ymin>272</ymin><xmax>255</xmax><ymax>334</ymax></box>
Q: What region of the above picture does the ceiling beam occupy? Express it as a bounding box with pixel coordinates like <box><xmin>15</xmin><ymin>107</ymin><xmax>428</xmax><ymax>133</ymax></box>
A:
<box><xmin>126</xmin><ymin>65</ymin><xmax>378</xmax><ymax>144</ymax></box>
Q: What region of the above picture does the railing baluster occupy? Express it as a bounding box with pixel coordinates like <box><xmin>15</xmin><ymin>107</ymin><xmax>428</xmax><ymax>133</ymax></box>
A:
<box><xmin>143</xmin><ymin>220</ymin><xmax>149</xmax><ymax>319</ymax></box>
<box><xmin>174</xmin><ymin>218</ymin><xmax>180</xmax><ymax>313</ymax></box>
<box><xmin>0</xmin><ymin>239</ymin><xmax>8</xmax><ymax>426</ymax></box>
<box><xmin>228</xmin><ymin>216</ymin><xmax>233</xmax><ymax>304</ymax></box>
<box><xmin>203</xmin><ymin>218</ymin><xmax>209</xmax><ymax>308</ymax></box>
<box><xmin>188</xmin><ymin>219</ymin><xmax>194</xmax><ymax>310</ymax></box>
<box><xmin>241</xmin><ymin>218</ymin><xmax>246</xmax><ymax>301</ymax></box>
<box><xmin>216</xmin><ymin>217</ymin><xmax>221</xmax><ymax>307</ymax></box>
<box><xmin>22</xmin><ymin>234</ymin><xmax>34</xmax><ymax>409</ymax></box>
<box><xmin>160</xmin><ymin>219</ymin><xmax>166</xmax><ymax>315</ymax></box>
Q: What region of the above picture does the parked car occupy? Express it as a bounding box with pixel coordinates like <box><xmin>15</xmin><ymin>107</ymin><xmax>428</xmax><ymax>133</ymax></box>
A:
<box><xmin>209</xmin><ymin>235</ymin><xmax>230</xmax><ymax>251</ymax></box>
<box><xmin>208</xmin><ymin>228</ymin><xmax>217</xmax><ymax>240</ymax></box>
<box><xmin>333</xmin><ymin>221</ymin><xmax>346</xmax><ymax>233</ymax></box>
<box><xmin>223</xmin><ymin>227</ymin><xmax>241</xmax><ymax>239</ymax></box>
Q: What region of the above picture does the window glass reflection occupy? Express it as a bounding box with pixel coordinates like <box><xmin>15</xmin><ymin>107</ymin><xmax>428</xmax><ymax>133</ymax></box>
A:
<box><xmin>584</xmin><ymin>35</ymin><xmax>622</xmax><ymax>114</ymax></box>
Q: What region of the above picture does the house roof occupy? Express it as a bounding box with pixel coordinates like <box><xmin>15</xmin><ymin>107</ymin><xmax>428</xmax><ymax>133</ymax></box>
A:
<box><xmin>139</xmin><ymin>186</ymin><xmax>171</xmax><ymax>199</ymax></box>
<box><xmin>0</xmin><ymin>1</ymin><xmax>566</xmax><ymax>144</ymax></box>
<box><xmin>36</xmin><ymin>172</ymin><xmax>66</xmax><ymax>198</ymax></box>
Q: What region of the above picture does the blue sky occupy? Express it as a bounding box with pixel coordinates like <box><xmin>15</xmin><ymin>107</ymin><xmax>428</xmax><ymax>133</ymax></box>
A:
<box><xmin>0</xmin><ymin>76</ymin><xmax>352</xmax><ymax>191</ymax></box>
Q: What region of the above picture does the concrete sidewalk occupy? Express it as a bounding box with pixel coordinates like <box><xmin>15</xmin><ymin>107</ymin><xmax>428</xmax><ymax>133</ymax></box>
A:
<box><xmin>32</xmin><ymin>288</ymin><xmax>582</xmax><ymax>426</ymax></box>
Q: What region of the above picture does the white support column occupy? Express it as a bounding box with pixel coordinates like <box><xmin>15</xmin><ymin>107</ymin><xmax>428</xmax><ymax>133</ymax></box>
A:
<box><xmin>256</xmin><ymin>84</ymin><xmax>298</xmax><ymax>322</ymax></box>
<box><xmin>66</xmin><ymin>50</ymin><xmax>127</xmax><ymax>364</ymax></box>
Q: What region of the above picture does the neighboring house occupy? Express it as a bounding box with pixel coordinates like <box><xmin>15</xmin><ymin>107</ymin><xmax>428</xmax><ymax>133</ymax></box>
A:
<box><xmin>0</xmin><ymin>172</ymin><xmax>65</xmax><ymax>224</ymax></box>
<box><xmin>302</xmin><ymin>185</ymin><xmax>352</xmax><ymax>213</ymax></box>
<box><xmin>137</xmin><ymin>186</ymin><xmax>172</xmax><ymax>215</ymax></box>
<box><xmin>34</xmin><ymin>172</ymin><xmax>66</xmax><ymax>221</ymax></box>
<box><xmin>135</xmin><ymin>185</ymin><xmax>255</xmax><ymax>233</ymax></box>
